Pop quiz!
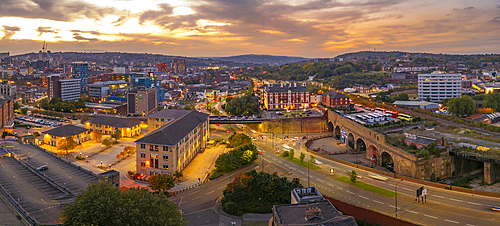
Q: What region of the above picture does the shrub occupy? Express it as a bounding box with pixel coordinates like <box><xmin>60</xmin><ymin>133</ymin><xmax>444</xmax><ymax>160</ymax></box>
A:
<box><xmin>280</xmin><ymin>150</ymin><xmax>290</xmax><ymax>157</ymax></box>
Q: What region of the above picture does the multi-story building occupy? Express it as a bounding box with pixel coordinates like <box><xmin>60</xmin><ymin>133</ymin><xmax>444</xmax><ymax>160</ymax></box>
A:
<box><xmin>47</xmin><ymin>74</ymin><xmax>81</xmax><ymax>101</ymax></box>
<box><xmin>130</xmin><ymin>76</ymin><xmax>165</xmax><ymax>103</ymax></box>
<box><xmin>321</xmin><ymin>91</ymin><xmax>350</xmax><ymax>108</ymax></box>
<box><xmin>71</xmin><ymin>62</ymin><xmax>88</xmax><ymax>92</ymax></box>
<box><xmin>135</xmin><ymin>109</ymin><xmax>209</xmax><ymax>176</ymax></box>
<box><xmin>171</xmin><ymin>59</ymin><xmax>186</xmax><ymax>74</ymax></box>
<box><xmin>127</xmin><ymin>87</ymin><xmax>157</xmax><ymax>116</ymax></box>
<box><xmin>418</xmin><ymin>72</ymin><xmax>462</xmax><ymax>101</ymax></box>
<box><xmin>0</xmin><ymin>94</ymin><xmax>14</xmax><ymax>130</ymax></box>
<box><xmin>262</xmin><ymin>83</ymin><xmax>310</xmax><ymax>110</ymax></box>
<box><xmin>0</xmin><ymin>82</ymin><xmax>16</xmax><ymax>97</ymax></box>
<box><xmin>85</xmin><ymin>116</ymin><xmax>141</xmax><ymax>137</ymax></box>
<box><xmin>88</xmin><ymin>80</ymin><xmax>128</xmax><ymax>102</ymax></box>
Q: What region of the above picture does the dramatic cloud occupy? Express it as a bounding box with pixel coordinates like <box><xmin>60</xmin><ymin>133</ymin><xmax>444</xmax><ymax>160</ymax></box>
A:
<box><xmin>36</xmin><ymin>26</ymin><xmax>57</xmax><ymax>36</ymax></box>
<box><xmin>2</xmin><ymin>26</ymin><xmax>21</xmax><ymax>40</ymax></box>
<box><xmin>0</xmin><ymin>0</ymin><xmax>116</xmax><ymax>21</ymax></box>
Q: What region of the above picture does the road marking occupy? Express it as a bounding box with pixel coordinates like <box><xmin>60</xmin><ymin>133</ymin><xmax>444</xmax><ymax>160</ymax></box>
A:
<box><xmin>373</xmin><ymin>200</ymin><xmax>384</xmax><ymax>205</ymax></box>
<box><xmin>218</xmin><ymin>186</ymin><xmax>225</xmax><ymax>190</ymax></box>
<box><xmin>13</xmin><ymin>176</ymin><xmax>18</xmax><ymax>180</ymax></box>
<box><xmin>327</xmin><ymin>183</ymin><xmax>334</xmax><ymax>187</ymax></box>
<box><xmin>466</xmin><ymin>224</ymin><xmax>476</xmax><ymax>226</ymax></box>
<box><xmin>433</xmin><ymin>195</ymin><xmax>444</xmax><ymax>198</ymax></box>
<box><xmin>468</xmin><ymin>202</ymin><xmax>481</xmax><ymax>206</ymax></box>
<box><xmin>387</xmin><ymin>183</ymin><xmax>395</xmax><ymax>186</ymax></box>
<box><xmin>406</xmin><ymin>210</ymin><xmax>418</xmax><ymax>214</ymax></box>
<box><xmin>317</xmin><ymin>179</ymin><xmax>324</xmax><ymax>182</ymax></box>
<box><xmin>347</xmin><ymin>191</ymin><xmax>355</xmax><ymax>195</ymax></box>
<box><xmin>445</xmin><ymin>219</ymin><xmax>459</xmax><ymax>224</ymax></box>
<box><xmin>450</xmin><ymin>198</ymin><xmax>462</xmax><ymax>202</ymax></box>
<box><xmin>336</xmin><ymin>187</ymin><xmax>343</xmax><ymax>190</ymax></box>
<box><xmin>41</xmin><ymin>199</ymin><xmax>47</xmax><ymax>204</ymax></box>
<box><xmin>424</xmin><ymin>214</ymin><xmax>437</xmax><ymax>219</ymax></box>
<box><xmin>206</xmin><ymin>191</ymin><xmax>214</xmax><ymax>195</ymax></box>
<box><xmin>359</xmin><ymin>195</ymin><xmax>369</xmax><ymax>200</ymax></box>
<box><xmin>389</xmin><ymin>205</ymin><xmax>401</xmax><ymax>209</ymax></box>
<box><xmin>402</xmin><ymin>187</ymin><xmax>411</xmax><ymax>191</ymax></box>
<box><xmin>192</xmin><ymin>196</ymin><xmax>201</xmax><ymax>200</ymax></box>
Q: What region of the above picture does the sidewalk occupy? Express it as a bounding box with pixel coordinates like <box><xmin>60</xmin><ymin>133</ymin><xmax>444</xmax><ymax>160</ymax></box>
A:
<box><xmin>169</xmin><ymin>144</ymin><xmax>225</xmax><ymax>191</ymax></box>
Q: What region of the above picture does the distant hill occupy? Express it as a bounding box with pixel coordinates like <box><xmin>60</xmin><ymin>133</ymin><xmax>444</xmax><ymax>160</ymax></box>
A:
<box><xmin>210</xmin><ymin>54</ymin><xmax>309</xmax><ymax>66</ymax></box>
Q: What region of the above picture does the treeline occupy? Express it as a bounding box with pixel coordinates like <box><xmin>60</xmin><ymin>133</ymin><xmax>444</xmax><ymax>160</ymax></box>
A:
<box><xmin>214</xmin><ymin>133</ymin><xmax>258</xmax><ymax>173</ymax></box>
<box><xmin>224</xmin><ymin>93</ymin><xmax>259</xmax><ymax>116</ymax></box>
<box><xmin>39</xmin><ymin>98</ymin><xmax>86</xmax><ymax>113</ymax></box>
<box><xmin>327</xmin><ymin>72</ymin><xmax>388</xmax><ymax>89</ymax></box>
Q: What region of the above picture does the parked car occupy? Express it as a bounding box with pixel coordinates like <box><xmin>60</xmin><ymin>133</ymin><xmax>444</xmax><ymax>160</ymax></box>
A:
<box><xmin>36</xmin><ymin>165</ymin><xmax>48</xmax><ymax>171</ymax></box>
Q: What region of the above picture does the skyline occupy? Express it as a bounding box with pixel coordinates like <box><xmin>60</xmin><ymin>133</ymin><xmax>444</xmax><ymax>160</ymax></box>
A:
<box><xmin>1</xmin><ymin>0</ymin><xmax>500</xmax><ymax>57</ymax></box>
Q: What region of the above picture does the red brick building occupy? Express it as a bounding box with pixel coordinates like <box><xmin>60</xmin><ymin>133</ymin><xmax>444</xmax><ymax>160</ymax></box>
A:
<box><xmin>322</xmin><ymin>91</ymin><xmax>350</xmax><ymax>107</ymax></box>
<box><xmin>262</xmin><ymin>83</ymin><xmax>310</xmax><ymax>110</ymax></box>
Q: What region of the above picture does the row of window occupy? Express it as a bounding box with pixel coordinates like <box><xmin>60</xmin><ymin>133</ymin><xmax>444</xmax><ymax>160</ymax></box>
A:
<box><xmin>140</xmin><ymin>152</ymin><xmax>169</xmax><ymax>160</ymax></box>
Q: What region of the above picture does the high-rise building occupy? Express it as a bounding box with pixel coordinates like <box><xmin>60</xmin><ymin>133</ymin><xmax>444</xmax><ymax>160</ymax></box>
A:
<box><xmin>47</xmin><ymin>74</ymin><xmax>81</xmax><ymax>101</ymax></box>
<box><xmin>418</xmin><ymin>72</ymin><xmax>462</xmax><ymax>102</ymax></box>
<box><xmin>130</xmin><ymin>76</ymin><xmax>165</xmax><ymax>103</ymax></box>
<box><xmin>71</xmin><ymin>62</ymin><xmax>88</xmax><ymax>92</ymax></box>
<box><xmin>127</xmin><ymin>87</ymin><xmax>157</xmax><ymax>116</ymax></box>
<box><xmin>0</xmin><ymin>82</ymin><xmax>16</xmax><ymax>97</ymax></box>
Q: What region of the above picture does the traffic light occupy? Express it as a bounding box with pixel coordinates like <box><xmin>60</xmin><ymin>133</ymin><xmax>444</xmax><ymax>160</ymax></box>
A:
<box><xmin>330</xmin><ymin>168</ymin><xmax>335</xmax><ymax>175</ymax></box>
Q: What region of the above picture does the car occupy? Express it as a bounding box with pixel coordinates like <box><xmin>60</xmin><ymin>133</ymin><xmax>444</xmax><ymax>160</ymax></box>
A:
<box><xmin>225</xmin><ymin>130</ymin><xmax>231</xmax><ymax>133</ymax></box>
<box><xmin>292</xmin><ymin>137</ymin><xmax>299</xmax><ymax>141</ymax></box>
<box><xmin>67</xmin><ymin>117</ymin><xmax>72</xmax><ymax>119</ymax></box>
<box><xmin>36</xmin><ymin>165</ymin><xmax>48</xmax><ymax>171</ymax></box>
<box><xmin>368</xmin><ymin>173</ymin><xmax>388</xmax><ymax>181</ymax></box>
<box><xmin>301</xmin><ymin>136</ymin><xmax>307</xmax><ymax>139</ymax></box>
<box><xmin>258</xmin><ymin>150</ymin><xmax>263</xmax><ymax>154</ymax></box>
<box><xmin>492</xmin><ymin>205</ymin><xmax>500</xmax><ymax>212</ymax></box>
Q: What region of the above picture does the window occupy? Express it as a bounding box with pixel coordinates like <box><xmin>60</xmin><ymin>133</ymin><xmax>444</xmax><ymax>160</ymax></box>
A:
<box><xmin>140</xmin><ymin>161</ymin><xmax>145</xmax><ymax>167</ymax></box>
<box><xmin>141</xmin><ymin>144</ymin><xmax>145</xmax><ymax>149</ymax></box>
<box><xmin>163</xmin><ymin>164</ymin><xmax>168</xmax><ymax>169</ymax></box>
<box><xmin>150</xmin><ymin>154</ymin><xmax>159</xmax><ymax>168</ymax></box>
<box><xmin>140</xmin><ymin>152</ymin><xmax>146</xmax><ymax>158</ymax></box>
<box><xmin>163</xmin><ymin>154</ymin><xmax>168</xmax><ymax>160</ymax></box>
<box><xmin>155</xmin><ymin>145</ymin><xmax>159</xmax><ymax>151</ymax></box>
<box><xmin>163</xmin><ymin>146</ymin><xmax>168</xmax><ymax>151</ymax></box>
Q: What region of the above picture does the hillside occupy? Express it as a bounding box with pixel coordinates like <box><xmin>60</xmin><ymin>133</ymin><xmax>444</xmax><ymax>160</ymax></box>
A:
<box><xmin>210</xmin><ymin>54</ymin><xmax>309</xmax><ymax>66</ymax></box>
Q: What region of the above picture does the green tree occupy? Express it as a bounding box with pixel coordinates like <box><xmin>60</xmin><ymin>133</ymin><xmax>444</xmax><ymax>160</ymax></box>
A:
<box><xmin>174</xmin><ymin>171</ymin><xmax>183</xmax><ymax>182</ymax></box>
<box><xmin>148</xmin><ymin>174</ymin><xmax>175</xmax><ymax>193</ymax></box>
<box><xmin>446</xmin><ymin>96</ymin><xmax>476</xmax><ymax>117</ymax></box>
<box><xmin>61</xmin><ymin>183</ymin><xmax>186</xmax><ymax>226</ymax></box>
<box><xmin>111</xmin><ymin>130</ymin><xmax>121</xmax><ymax>142</ymax></box>
<box><xmin>309</xmin><ymin>155</ymin><xmax>315</xmax><ymax>165</ymax></box>
<box><xmin>57</xmin><ymin>137</ymin><xmax>77</xmax><ymax>154</ymax></box>
<box><xmin>299</xmin><ymin>153</ymin><xmax>305</xmax><ymax>163</ymax></box>
<box><xmin>395</xmin><ymin>93</ymin><xmax>409</xmax><ymax>101</ymax></box>
<box><xmin>350</xmin><ymin>170</ymin><xmax>357</xmax><ymax>183</ymax></box>
<box><xmin>102</xmin><ymin>139</ymin><xmax>112</xmax><ymax>148</ymax></box>
<box><xmin>20</xmin><ymin>108</ymin><xmax>28</xmax><ymax>115</ymax></box>
<box><xmin>225</xmin><ymin>93</ymin><xmax>258</xmax><ymax>115</ymax></box>
<box><xmin>483</xmin><ymin>92</ymin><xmax>500</xmax><ymax>112</ymax></box>
<box><xmin>80</xmin><ymin>116</ymin><xmax>89</xmax><ymax>124</ymax></box>
<box><xmin>13</xmin><ymin>102</ymin><xmax>21</xmax><ymax>110</ymax></box>
<box><xmin>289</xmin><ymin>149</ymin><xmax>295</xmax><ymax>159</ymax></box>
<box><xmin>76</xmin><ymin>98</ymin><xmax>86</xmax><ymax>110</ymax></box>
<box><xmin>91</xmin><ymin>130</ymin><xmax>103</xmax><ymax>142</ymax></box>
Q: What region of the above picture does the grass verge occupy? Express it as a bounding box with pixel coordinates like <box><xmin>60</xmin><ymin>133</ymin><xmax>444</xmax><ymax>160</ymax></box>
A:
<box><xmin>337</xmin><ymin>176</ymin><xmax>397</xmax><ymax>198</ymax></box>
<box><xmin>281</xmin><ymin>156</ymin><xmax>321</xmax><ymax>170</ymax></box>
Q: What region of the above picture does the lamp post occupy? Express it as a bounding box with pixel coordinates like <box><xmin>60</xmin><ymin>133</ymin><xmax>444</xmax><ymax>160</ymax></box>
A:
<box><xmin>100</xmin><ymin>161</ymin><xmax>102</xmax><ymax>169</ymax></box>
<box><xmin>395</xmin><ymin>179</ymin><xmax>403</xmax><ymax>217</ymax></box>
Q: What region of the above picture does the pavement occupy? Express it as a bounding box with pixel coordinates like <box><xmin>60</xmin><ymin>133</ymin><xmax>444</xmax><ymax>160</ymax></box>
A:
<box><xmin>0</xmin><ymin>196</ymin><xmax>24</xmax><ymax>226</ymax></box>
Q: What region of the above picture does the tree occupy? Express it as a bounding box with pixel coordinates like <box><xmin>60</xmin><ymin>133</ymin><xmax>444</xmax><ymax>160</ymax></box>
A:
<box><xmin>57</xmin><ymin>137</ymin><xmax>77</xmax><ymax>154</ymax></box>
<box><xmin>174</xmin><ymin>171</ymin><xmax>183</xmax><ymax>182</ymax></box>
<box><xmin>61</xmin><ymin>183</ymin><xmax>186</xmax><ymax>226</ymax></box>
<box><xmin>76</xmin><ymin>98</ymin><xmax>86</xmax><ymax>110</ymax></box>
<box><xmin>111</xmin><ymin>130</ymin><xmax>121</xmax><ymax>142</ymax></box>
<box><xmin>91</xmin><ymin>130</ymin><xmax>103</xmax><ymax>142</ymax></box>
<box><xmin>80</xmin><ymin>117</ymin><xmax>89</xmax><ymax>124</ymax></box>
<box><xmin>299</xmin><ymin>153</ymin><xmax>305</xmax><ymax>163</ymax></box>
<box><xmin>289</xmin><ymin>149</ymin><xmax>295</xmax><ymax>160</ymax></box>
<box><xmin>116</xmin><ymin>153</ymin><xmax>123</xmax><ymax>159</ymax></box>
<box><xmin>102</xmin><ymin>139</ymin><xmax>112</xmax><ymax>148</ymax></box>
<box><xmin>395</xmin><ymin>93</ymin><xmax>409</xmax><ymax>101</ymax></box>
<box><xmin>148</xmin><ymin>174</ymin><xmax>175</xmax><ymax>193</ymax></box>
<box><xmin>20</xmin><ymin>108</ymin><xmax>28</xmax><ymax>115</ymax></box>
<box><xmin>446</xmin><ymin>96</ymin><xmax>476</xmax><ymax>117</ymax></box>
<box><xmin>309</xmin><ymin>155</ymin><xmax>315</xmax><ymax>165</ymax></box>
<box><xmin>350</xmin><ymin>170</ymin><xmax>357</xmax><ymax>183</ymax></box>
<box><xmin>13</xmin><ymin>102</ymin><xmax>21</xmax><ymax>110</ymax></box>
<box><xmin>124</xmin><ymin>146</ymin><xmax>136</xmax><ymax>156</ymax></box>
<box><xmin>483</xmin><ymin>92</ymin><xmax>500</xmax><ymax>112</ymax></box>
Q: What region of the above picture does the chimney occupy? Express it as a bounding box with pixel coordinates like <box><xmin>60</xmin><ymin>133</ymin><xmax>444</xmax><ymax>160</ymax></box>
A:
<box><xmin>294</xmin><ymin>83</ymin><xmax>297</xmax><ymax>89</ymax></box>
<box><xmin>305</xmin><ymin>207</ymin><xmax>322</xmax><ymax>220</ymax></box>
<box><xmin>281</xmin><ymin>83</ymin><xmax>283</xmax><ymax>89</ymax></box>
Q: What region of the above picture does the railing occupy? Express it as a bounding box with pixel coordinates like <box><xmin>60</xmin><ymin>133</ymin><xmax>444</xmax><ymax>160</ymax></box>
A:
<box><xmin>0</xmin><ymin>184</ymin><xmax>39</xmax><ymax>226</ymax></box>
<box><xmin>449</xmin><ymin>150</ymin><xmax>500</xmax><ymax>164</ymax></box>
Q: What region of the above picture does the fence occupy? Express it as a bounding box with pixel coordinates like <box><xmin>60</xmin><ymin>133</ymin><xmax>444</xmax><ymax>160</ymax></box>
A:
<box><xmin>304</xmin><ymin>137</ymin><xmax>500</xmax><ymax>198</ymax></box>
<box><xmin>169</xmin><ymin>174</ymin><xmax>210</xmax><ymax>196</ymax></box>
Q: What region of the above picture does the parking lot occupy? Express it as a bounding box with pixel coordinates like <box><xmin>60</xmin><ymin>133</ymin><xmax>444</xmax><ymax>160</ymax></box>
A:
<box><xmin>2</xmin><ymin>141</ymin><xmax>98</xmax><ymax>194</ymax></box>
<box><xmin>0</xmin><ymin>153</ymin><xmax>65</xmax><ymax>224</ymax></box>
<box><xmin>15</xmin><ymin>114</ymin><xmax>66</xmax><ymax>128</ymax></box>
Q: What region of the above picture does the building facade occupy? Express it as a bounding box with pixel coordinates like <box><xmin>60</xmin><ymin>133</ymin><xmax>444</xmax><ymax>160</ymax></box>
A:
<box><xmin>71</xmin><ymin>62</ymin><xmax>88</xmax><ymax>92</ymax></box>
<box><xmin>135</xmin><ymin>110</ymin><xmax>209</xmax><ymax>176</ymax></box>
<box><xmin>47</xmin><ymin>74</ymin><xmax>81</xmax><ymax>101</ymax></box>
<box><xmin>0</xmin><ymin>95</ymin><xmax>14</xmax><ymax>130</ymax></box>
<box><xmin>127</xmin><ymin>87</ymin><xmax>157</xmax><ymax>116</ymax></box>
<box><xmin>321</xmin><ymin>91</ymin><xmax>350</xmax><ymax>107</ymax></box>
<box><xmin>418</xmin><ymin>72</ymin><xmax>462</xmax><ymax>101</ymax></box>
<box><xmin>42</xmin><ymin>125</ymin><xmax>90</xmax><ymax>146</ymax></box>
<box><xmin>0</xmin><ymin>82</ymin><xmax>16</xmax><ymax>97</ymax></box>
<box><xmin>262</xmin><ymin>83</ymin><xmax>311</xmax><ymax>110</ymax></box>
<box><xmin>85</xmin><ymin>116</ymin><xmax>141</xmax><ymax>137</ymax></box>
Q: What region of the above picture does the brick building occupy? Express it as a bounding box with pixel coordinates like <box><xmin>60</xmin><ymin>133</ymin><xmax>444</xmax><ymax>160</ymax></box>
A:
<box><xmin>321</xmin><ymin>91</ymin><xmax>350</xmax><ymax>107</ymax></box>
<box><xmin>262</xmin><ymin>83</ymin><xmax>311</xmax><ymax>110</ymax></box>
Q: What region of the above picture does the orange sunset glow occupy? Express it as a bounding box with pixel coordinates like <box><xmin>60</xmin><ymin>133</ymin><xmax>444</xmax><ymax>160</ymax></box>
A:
<box><xmin>1</xmin><ymin>0</ymin><xmax>499</xmax><ymax>57</ymax></box>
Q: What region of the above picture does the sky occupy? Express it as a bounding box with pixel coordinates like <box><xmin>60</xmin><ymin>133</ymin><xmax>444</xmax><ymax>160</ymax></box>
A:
<box><xmin>0</xmin><ymin>0</ymin><xmax>499</xmax><ymax>58</ymax></box>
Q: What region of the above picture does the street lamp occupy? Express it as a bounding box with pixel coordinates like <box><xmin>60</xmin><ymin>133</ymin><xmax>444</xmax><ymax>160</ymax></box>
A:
<box><xmin>395</xmin><ymin>179</ymin><xmax>403</xmax><ymax>217</ymax></box>
<box><xmin>100</xmin><ymin>161</ymin><xmax>103</xmax><ymax>169</ymax></box>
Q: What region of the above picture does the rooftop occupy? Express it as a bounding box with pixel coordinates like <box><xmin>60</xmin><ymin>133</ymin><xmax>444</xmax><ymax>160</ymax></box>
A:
<box><xmin>43</xmin><ymin>125</ymin><xmax>89</xmax><ymax>137</ymax></box>
<box><xmin>87</xmin><ymin>116</ymin><xmax>141</xmax><ymax>128</ymax></box>
<box><xmin>135</xmin><ymin>110</ymin><xmax>209</xmax><ymax>146</ymax></box>
<box><xmin>393</xmin><ymin>101</ymin><xmax>437</xmax><ymax>107</ymax></box>
<box><xmin>323</xmin><ymin>91</ymin><xmax>349</xmax><ymax>99</ymax></box>
<box><xmin>148</xmin><ymin>109</ymin><xmax>193</xmax><ymax>120</ymax></box>
<box><xmin>273</xmin><ymin>199</ymin><xmax>357</xmax><ymax>226</ymax></box>
<box><xmin>266</xmin><ymin>83</ymin><xmax>310</xmax><ymax>93</ymax></box>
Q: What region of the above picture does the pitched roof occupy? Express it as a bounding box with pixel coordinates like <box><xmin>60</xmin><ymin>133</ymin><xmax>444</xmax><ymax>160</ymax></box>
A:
<box><xmin>136</xmin><ymin>110</ymin><xmax>209</xmax><ymax>146</ymax></box>
<box><xmin>322</xmin><ymin>91</ymin><xmax>348</xmax><ymax>99</ymax></box>
<box><xmin>87</xmin><ymin>116</ymin><xmax>141</xmax><ymax>128</ymax></box>
<box><xmin>43</xmin><ymin>125</ymin><xmax>89</xmax><ymax>137</ymax></box>
<box><xmin>147</xmin><ymin>109</ymin><xmax>193</xmax><ymax>119</ymax></box>
<box><xmin>266</xmin><ymin>83</ymin><xmax>310</xmax><ymax>93</ymax></box>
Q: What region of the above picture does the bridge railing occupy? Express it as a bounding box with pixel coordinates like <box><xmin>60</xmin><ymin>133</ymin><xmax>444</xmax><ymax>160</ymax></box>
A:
<box><xmin>449</xmin><ymin>150</ymin><xmax>500</xmax><ymax>164</ymax></box>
